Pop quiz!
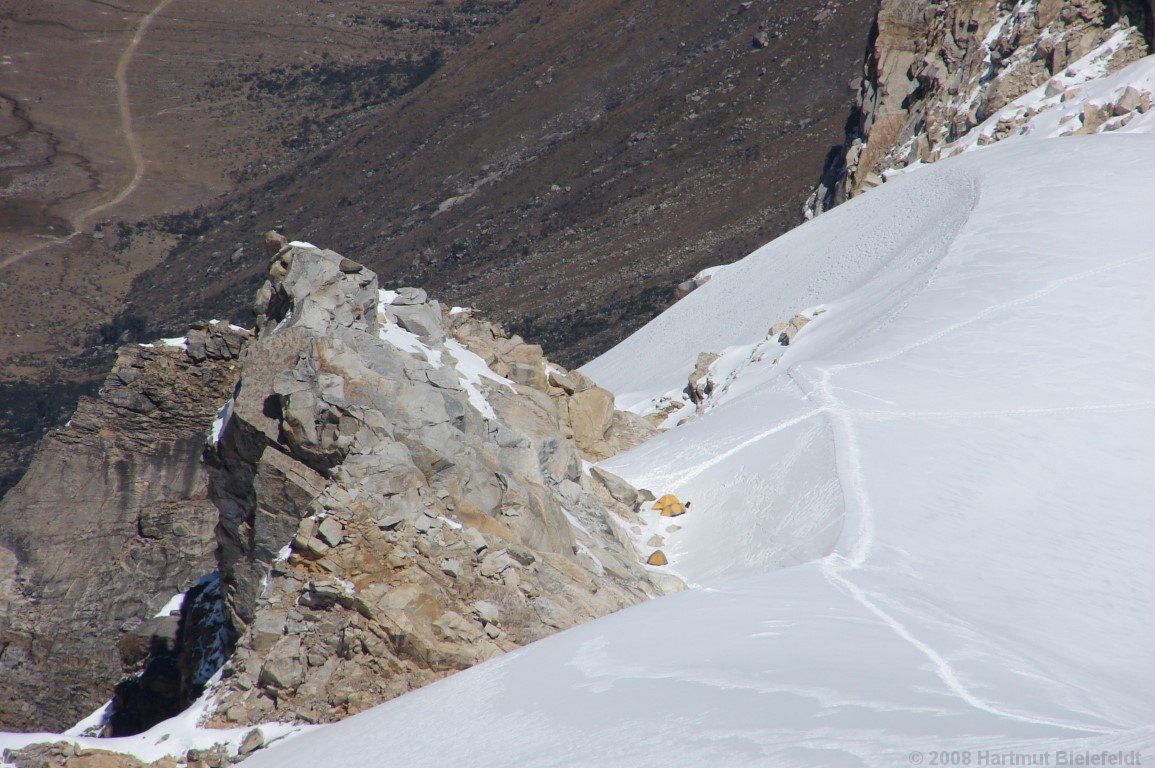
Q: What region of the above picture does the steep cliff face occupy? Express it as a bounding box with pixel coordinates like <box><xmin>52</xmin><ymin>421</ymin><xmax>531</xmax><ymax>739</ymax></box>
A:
<box><xmin>0</xmin><ymin>323</ymin><xmax>249</xmax><ymax>731</ymax></box>
<box><xmin>192</xmin><ymin>242</ymin><xmax>665</xmax><ymax>726</ymax></box>
<box><xmin>810</xmin><ymin>0</ymin><xmax>1152</xmax><ymax>212</ymax></box>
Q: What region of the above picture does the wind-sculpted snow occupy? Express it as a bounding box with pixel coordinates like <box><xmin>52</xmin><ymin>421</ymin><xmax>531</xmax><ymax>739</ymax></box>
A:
<box><xmin>232</xmin><ymin>138</ymin><xmax>1155</xmax><ymax>766</ymax></box>
<box><xmin>582</xmin><ymin>161</ymin><xmax>980</xmax><ymax>410</ymax></box>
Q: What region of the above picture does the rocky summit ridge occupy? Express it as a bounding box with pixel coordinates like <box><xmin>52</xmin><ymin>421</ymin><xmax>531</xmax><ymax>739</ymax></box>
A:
<box><xmin>1</xmin><ymin>235</ymin><xmax>672</xmax><ymax>738</ymax></box>
<box><xmin>196</xmin><ymin>237</ymin><xmax>668</xmax><ymax>727</ymax></box>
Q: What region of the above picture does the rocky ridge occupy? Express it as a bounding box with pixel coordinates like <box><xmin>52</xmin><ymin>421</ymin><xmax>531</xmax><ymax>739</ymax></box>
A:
<box><xmin>2</xmin><ymin>737</ymin><xmax>259</xmax><ymax>768</ymax></box>
<box><xmin>0</xmin><ymin>0</ymin><xmax>523</xmax><ymax>505</ymax></box>
<box><xmin>809</xmin><ymin>0</ymin><xmax>1152</xmax><ymax>212</ymax></box>
<box><xmin>0</xmin><ymin>322</ymin><xmax>250</xmax><ymax>731</ymax></box>
<box><xmin>0</xmin><ymin>232</ymin><xmax>666</xmax><ymax>737</ymax></box>
<box><xmin>187</xmin><ymin>238</ymin><xmax>667</xmax><ymax>727</ymax></box>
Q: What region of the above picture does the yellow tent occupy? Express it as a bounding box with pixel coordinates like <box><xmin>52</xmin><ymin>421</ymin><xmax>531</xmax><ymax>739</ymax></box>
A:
<box><xmin>652</xmin><ymin>494</ymin><xmax>686</xmax><ymax>517</ymax></box>
<box><xmin>647</xmin><ymin>550</ymin><xmax>669</xmax><ymax>566</ymax></box>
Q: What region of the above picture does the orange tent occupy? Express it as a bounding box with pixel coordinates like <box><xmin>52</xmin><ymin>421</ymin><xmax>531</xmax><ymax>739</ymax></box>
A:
<box><xmin>652</xmin><ymin>494</ymin><xmax>686</xmax><ymax>517</ymax></box>
<box><xmin>646</xmin><ymin>550</ymin><xmax>669</xmax><ymax>566</ymax></box>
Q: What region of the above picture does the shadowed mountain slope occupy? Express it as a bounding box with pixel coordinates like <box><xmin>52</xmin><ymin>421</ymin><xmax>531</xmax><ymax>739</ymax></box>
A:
<box><xmin>127</xmin><ymin>0</ymin><xmax>879</xmax><ymax>367</ymax></box>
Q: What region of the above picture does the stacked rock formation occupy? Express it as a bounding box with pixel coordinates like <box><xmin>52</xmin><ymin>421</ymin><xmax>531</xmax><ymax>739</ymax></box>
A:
<box><xmin>198</xmin><ymin>242</ymin><xmax>664</xmax><ymax>726</ymax></box>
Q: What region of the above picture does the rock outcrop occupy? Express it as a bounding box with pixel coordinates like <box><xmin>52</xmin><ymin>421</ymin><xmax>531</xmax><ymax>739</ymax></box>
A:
<box><xmin>197</xmin><ymin>243</ymin><xmax>663</xmax><ymax>726</ymax></box>
<box><xmin>810</xmin><ymin>0</ymin><xmax>1152</xmax><ymax>213</ymax></box>
<box><xmin>0</xmin><ymin>234</ymin><xmax>662</xmax><ymax>735</ymax></box>
<box><xmin>771</xmin><ymin>314</ymin><xmax>811</xmax><ymax>346</ymax></box>
<box><xmin>674</xmin><ymin>269</ymin><xmax>715</xmax><ymax>300</ymax></box>
<box><xmin>444</xmin><ymin>309</ymin><xmax>655</xmax><ymax>463</ymax></box>
<box><xmin>687</xmin><ymin>352</ymin><xmax>720</xmax><ymax>407</ymax></box>
<box><xmin>0</xmin><ymin>322</ymin><xmax>249</xmax><ymax>731</ymax></box>
<box><xmin>2</xmin><ymin>739</ymin><xmax>241</xmax><ymax>768</ymax></box>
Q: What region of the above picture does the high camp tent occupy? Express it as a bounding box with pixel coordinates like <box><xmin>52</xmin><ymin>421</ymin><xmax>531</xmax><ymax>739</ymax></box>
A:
<box><xmin>652</xmin><ymin>494</ymin><xmax>685</xmax><ymax>517</ymax></box>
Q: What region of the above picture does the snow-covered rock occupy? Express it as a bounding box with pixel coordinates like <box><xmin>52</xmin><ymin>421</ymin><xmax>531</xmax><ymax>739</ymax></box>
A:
<box><xmin>809</xmin><ymin>0</ymin><xmax>1151</xmax><ymax>214</ymax></box>
<box><xmin>198</xmin><ymin>244</ymin><xmax>666</xmax><ymax>727</ymax></box>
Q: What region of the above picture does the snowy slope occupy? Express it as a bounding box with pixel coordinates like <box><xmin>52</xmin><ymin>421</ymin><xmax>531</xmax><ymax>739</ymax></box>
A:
<box><xmin>226</xmin><ymin>135</ymin><xmax>1155</xmax><ymax>767</ymax></box>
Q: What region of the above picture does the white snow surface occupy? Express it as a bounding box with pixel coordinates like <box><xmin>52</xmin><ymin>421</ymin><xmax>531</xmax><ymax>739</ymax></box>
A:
<box><xmin>232</xmin><ymin>136</ymin><xmax>1155</xmax><ymax>767</ymax></box>
<box><xmin>208</xmin><ymin>398</ymin><xmax>232</xmax><ymax>446</ymax></box>
<box><xmin>153</xmin><ymin>591</ymin><xmax>186</xmax><ymax>618</ymax></box>
<box><xmin>376</xmin><ymin>313</ymin><xmax>440</xmax><ymax>364</ymax></box>
<box><xmin>137</xmin><ymin>337</ymin><xmax>188</xmax><ymax>350</ymax></box>
<box><xmin>208</xmin><ymin>319</ymin><xmax>248</xmax><ymax>333</ymax></box>
<box><xmin>443</xmin><ymin>337</ymin><xmax>515</xmax><ymax>420</ymax></box>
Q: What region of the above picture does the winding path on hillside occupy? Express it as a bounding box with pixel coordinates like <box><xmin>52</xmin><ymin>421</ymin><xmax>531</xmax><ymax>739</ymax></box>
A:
<box><xmin>80</xmin><ymin>0</ymin><xmax>176</xmax><ymax>225</ymax></box>
<box><xmin>0</xmin><ymin>0</ymin><xmax>174</xmax><ymax>269</ymax></box>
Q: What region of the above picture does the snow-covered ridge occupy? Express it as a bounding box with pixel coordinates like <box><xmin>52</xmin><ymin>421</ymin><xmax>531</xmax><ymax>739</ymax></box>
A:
<box><xmin>7</xmin><ymin>86</ymin><xmax>1153</xmax><ymax>768</ymax></box>
<box><xmin>226</xmin><ymin>135</ymin><xmax>1154</xmax><ymax>766</ymax></box>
